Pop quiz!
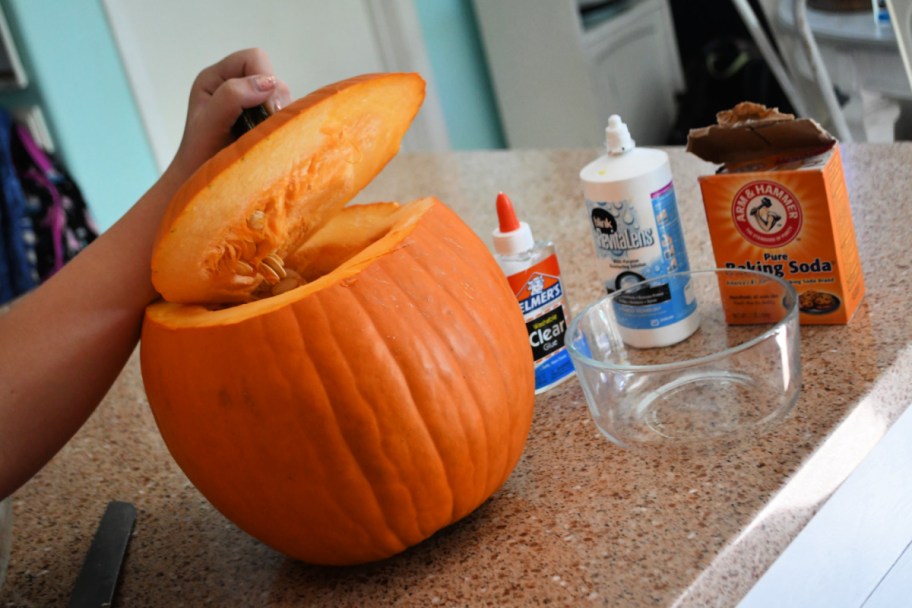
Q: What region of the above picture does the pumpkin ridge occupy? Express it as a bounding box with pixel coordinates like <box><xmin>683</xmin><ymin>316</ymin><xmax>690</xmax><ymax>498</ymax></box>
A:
<box><xmin>314</xmin><ymin>287</ymin><xmax>431</xmax><ymax>544</ymax></box>
<box><xmin>400</xmin><ymin>219</ymin><xmax>532</xmax><ymax>497</ymax></box>
<box><xmin>385</xmin><ymin>202</ymin><xmax>530</xmax><ymax>513</ymax></box>
<box><xmin>293</xmin><ymin>297</ymin><xmax>412</xmax><ymax>556</ymax></box>
<box><xmin>346</xmin><ymin>264</ymin><xmax>463</xmax><ymax>528</ymax></box>
<box><xmin>431</xmin><ymin>221</ymin><xmax>530</xmax><ymax>489</ymax></box>
<box><xmin>370</xmin><ymin>257</ymin><xmax>501</xmax><ymax>521</ymax></box>
<box><xmin>390</xmin><ymin>246</ymin><xmax>494</xmax><ymax>513</ymax></box>
<box><xmin>278</xmin><ymin>309</ymin><xmax>389</xmax><ymax>555</ymax></box>
<box><xmin>250</xmin><ymin>309</ymin><xmax>392</xmax><ymax>560</ymax></box>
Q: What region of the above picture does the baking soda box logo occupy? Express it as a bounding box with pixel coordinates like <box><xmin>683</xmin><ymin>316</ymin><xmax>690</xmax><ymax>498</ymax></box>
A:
<box><xmin>507</xmin><ymin>255</ymin><xmax>563</xmax><ymax>315</ymax></box>
<box><xmin>704</xmin><ymin>173</ymin><xmax>832</xmax><ymax>281</ymax></box>
<box><xmin>732</xmin><ymin>180</ymin><xmax>803</xmax><ymax>248</ymax></box>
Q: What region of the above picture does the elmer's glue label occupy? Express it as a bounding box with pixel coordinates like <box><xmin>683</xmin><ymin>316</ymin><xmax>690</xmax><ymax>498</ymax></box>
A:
<box><xmin>492</xmin><ymin>193</ymin><xmax>575</xmax><ymax>394</ymax></box>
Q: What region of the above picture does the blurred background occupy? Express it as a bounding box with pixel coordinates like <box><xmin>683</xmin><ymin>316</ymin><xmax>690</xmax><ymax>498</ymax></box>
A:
<box><xmin>0</xmin><ymin>0</ymin><xmax>907</xmax><ymax>231</ymax></box>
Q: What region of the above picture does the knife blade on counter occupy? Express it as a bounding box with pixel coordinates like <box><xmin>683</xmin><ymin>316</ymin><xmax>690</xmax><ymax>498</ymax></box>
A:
<box><xmin>67</xmin><ymin>500</ymin><xmax>136</xmax><ymax>608</ymax></box>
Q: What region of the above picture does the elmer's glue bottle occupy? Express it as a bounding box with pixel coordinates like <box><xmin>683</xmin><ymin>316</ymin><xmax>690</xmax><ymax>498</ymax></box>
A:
<box><xmin>580</xmin><ymin>115</ymin><xmax>699</xmax><ymax>348</ymax></box>
<box><xmin>492</xmin><ymin>192</ymin><xmax>575</xmax><ymax>394</ymax></box>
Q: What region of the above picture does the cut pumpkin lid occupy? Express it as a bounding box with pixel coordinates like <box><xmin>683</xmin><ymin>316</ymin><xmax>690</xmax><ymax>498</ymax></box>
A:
<box><xmin>151</xmin><ymin>72</ymin><xmax>426</xmax><ymax>304</ymax></box>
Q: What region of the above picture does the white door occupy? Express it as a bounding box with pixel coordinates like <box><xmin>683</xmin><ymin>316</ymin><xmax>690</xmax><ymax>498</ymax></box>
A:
<box><xmin>102</xmin><ymin>0</ymin><xmax>448</xmax><ymax>171</ymax></box>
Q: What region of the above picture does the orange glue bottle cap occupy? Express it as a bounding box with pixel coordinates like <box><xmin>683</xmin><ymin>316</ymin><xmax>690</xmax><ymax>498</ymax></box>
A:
<box><xmin>492</xmin><ymin>192</ymin><xmax>534</xmax><ymax>255</ymax></box>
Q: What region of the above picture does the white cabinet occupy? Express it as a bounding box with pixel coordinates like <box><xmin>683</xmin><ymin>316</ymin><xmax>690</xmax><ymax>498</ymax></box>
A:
<box><xmin>474</xmin><ymin>0</ymin><xmax>684</xmax><ymax>147</ymax></box>
<box><xmin>102</xmin><ymin>0</ymin><xmax>448</xmax><ymax>170</ymax></box>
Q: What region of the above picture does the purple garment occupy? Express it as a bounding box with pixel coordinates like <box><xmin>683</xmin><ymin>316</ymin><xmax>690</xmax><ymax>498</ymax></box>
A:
<box><xmin>0</xmin><ymin>108</ymin><xmax>38</xmax><ymax>304</ymax></box>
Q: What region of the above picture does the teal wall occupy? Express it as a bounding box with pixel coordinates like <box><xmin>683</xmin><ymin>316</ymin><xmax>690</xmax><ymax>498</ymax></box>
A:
<box><xmin>0</xmin><ymin>0</ymin><xmax>170</xmax><ymax>231</ymax></box>
<box><xmin>0</xmin><ymin>0</ymin><xmax>500</xmax><ymax>231</ymax></box>
<box><xmin>414</xmin><ymin>0</ymin><xmax>505</xmax><ymax>150</ymax></box>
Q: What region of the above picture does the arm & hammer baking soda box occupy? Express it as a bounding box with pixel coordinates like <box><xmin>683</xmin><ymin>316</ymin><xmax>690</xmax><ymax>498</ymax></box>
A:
<box><xmin>686</xmin><ymin>102</ymin><xmax>865</xmax><ymax>325</ymax></box>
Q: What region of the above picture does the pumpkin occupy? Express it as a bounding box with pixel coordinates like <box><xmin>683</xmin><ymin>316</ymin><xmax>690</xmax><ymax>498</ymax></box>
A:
<box><xmin>139</xmin><ymin>73</ymin><xmax>535</xmax><ymax>565</ymax></box>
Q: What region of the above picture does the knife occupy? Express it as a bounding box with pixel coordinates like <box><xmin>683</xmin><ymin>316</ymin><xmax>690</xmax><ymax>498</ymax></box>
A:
<box><xmin>231</xmin><ymin>104</ymin><xmax>272</xmax><ymax>140</ymax></box>
<box><xmin>67</xmin><ymin>501</ymin><xmax>136</xmax><ymax>608</ymax></box>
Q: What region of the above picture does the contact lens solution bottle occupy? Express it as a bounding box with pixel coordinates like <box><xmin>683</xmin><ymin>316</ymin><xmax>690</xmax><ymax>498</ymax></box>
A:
<box><xmin>492</xmin><ymin>192</ymin><xmax>575</xmax><ymax>394</ymax></box>
<box><xmin>580</xmin><ymin>115</ymin><xmax>699</xmax><ymax>348</ymax></box>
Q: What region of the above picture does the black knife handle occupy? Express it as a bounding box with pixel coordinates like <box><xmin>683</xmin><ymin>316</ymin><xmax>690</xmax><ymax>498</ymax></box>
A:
<box><xmin>67</xmin><ymin>501</ymin><xmax>137</xmax><ymax>608</ymax></box>
<box><xmin>231</xmin><ymin>104</ymin><xmax>271</xmax><ymax>140</ymax></box>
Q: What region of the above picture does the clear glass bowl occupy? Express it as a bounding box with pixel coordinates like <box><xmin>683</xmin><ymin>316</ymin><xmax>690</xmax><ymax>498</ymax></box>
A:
<box><xmin>566</xmin><ymin>269</ymin><xmax>801</xmax><ymax>448</ymax></box>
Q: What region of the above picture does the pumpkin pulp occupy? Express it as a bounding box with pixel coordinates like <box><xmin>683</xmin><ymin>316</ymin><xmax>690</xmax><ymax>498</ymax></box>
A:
<box><xmin>146</xmin><ymin>197</ymin><xmax>432</xmax><ymax>327</ymax></box>
<box><xmin>151</xmin><ymin>72</ymin><xmax>426</xmax><ymax>305</ymax></box>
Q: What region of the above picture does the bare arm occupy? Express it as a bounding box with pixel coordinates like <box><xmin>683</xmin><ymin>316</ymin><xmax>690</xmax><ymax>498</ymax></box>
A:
<box><xmin>0</xmin><ymin>48</ymin><xmax>291</xmax><ymax>500</ymax></box>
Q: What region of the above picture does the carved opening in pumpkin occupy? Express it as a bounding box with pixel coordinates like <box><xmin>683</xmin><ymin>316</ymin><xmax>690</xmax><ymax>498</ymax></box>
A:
<box><xmin>167</xmin><ymin>197</ymin><xmax>434</xmax><ymax>321</ymax></box>
<box><xmin>246</xmin><ymin>200</ymin><xmax>407</xmax><ymax>300</ymax></box>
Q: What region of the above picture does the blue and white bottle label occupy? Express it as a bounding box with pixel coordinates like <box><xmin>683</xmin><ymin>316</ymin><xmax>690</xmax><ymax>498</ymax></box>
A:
<box><xmin>586</xmin><ymin>182</ymin><xmax>697</xmax><ymax>330</ymax></box>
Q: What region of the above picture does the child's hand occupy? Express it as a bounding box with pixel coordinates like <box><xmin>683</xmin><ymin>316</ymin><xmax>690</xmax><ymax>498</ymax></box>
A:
<box><xmin>169</xmin><ymin>48</ymin><xmax>292</xmax><ymax>183</ymax></box>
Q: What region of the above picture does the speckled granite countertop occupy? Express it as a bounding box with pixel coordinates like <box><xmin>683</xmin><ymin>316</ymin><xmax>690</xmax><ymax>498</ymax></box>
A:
<box><xmin>2</xmin><ymin>145</ymin><xmax>910</xmax><ymax>607</ymax></box>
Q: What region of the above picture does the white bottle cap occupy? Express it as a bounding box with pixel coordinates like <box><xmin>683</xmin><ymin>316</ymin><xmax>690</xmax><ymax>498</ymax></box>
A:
<box><xmin>605</xmin><ymin>114</ymin><xmax>635</xmax><ymax>155</ymax></box>
<box><xmin>493</xmin><ymin>223</ymin><xmax>534</xmax><ymax>255</ymax></box>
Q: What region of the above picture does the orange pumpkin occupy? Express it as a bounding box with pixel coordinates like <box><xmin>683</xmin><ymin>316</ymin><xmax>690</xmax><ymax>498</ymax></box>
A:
<box><xmin>139</xmin><ymin>73</ymin><xmax>535</xmax><ymax>565</ymax></box>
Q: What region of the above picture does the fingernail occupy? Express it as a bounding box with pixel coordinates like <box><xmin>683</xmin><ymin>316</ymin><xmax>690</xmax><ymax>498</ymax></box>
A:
<box><xmin>272</xmin><ymin>97</ymin><xmax>282</xmax><ymax>112</ymax></box>
<box><xmin>252</xmin><ymin>74</ymin><xmax>276</xmax><ymax>92</ymax></box>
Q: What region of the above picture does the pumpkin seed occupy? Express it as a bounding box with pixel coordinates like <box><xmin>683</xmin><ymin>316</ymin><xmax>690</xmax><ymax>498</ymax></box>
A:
<box><xmin>235</xmin><ymin>260</ymin><xmax>255</xmax><ymax>276</ymax></box>
<box><xmin>247</xmin><ymin>210</ymin><xmax>266</xmax><ymax>231</ymax></box>
<box><xmin>259</xmin><ymin>262</ymin><xmax>281</xmax><ymax>284</ymax></box>
<box><xmin>271</xmin><ymin>276</ymin><xmax>301</xmax><ymax>296</ymax></box>
<box><xmin>259</xmin><ymin>253</ymin><xmax>287</xmax><ymax>284</ymax></box>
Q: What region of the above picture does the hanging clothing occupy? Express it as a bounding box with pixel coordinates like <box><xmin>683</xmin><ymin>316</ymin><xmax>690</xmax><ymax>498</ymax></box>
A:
<box><xmin>0</xmin><ymin>107</ymin><xmax>97</xmax><ymax>305</ymax></box>
<box><xmin>12</xmin><ymin>120</ymin><xmax>97</xmax><ymax>281</ymax></box>
<box><xmin>0</xmin><ymin>108</ymin><xmax>37</xmax><ymax>303</ymax></box>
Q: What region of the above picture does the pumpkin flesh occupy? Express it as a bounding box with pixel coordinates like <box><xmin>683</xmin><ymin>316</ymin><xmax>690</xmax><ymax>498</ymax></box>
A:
<box><xmin>151</xmin><ymin>73</ymin><xmax>425</xmax><ymax>304</ymax></box>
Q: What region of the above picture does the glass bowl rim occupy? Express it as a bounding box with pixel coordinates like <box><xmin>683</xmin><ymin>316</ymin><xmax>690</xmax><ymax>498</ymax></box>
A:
<box><xmin>564</xmin><ymin>267</ymin><xmax>799</xmax><ymax>373</ymax></box>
